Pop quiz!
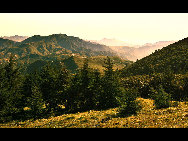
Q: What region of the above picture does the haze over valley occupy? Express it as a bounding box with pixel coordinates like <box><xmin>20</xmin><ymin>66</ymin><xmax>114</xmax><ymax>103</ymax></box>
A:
<box><xmin>0</xmin><ymin>35</ymin><xmax>177</xmax><ymax>62</ymax></box>
<box><xmin>1</xmin><ymin>13</ymin><xmax>188</xmax><ymax>128</ymax></box>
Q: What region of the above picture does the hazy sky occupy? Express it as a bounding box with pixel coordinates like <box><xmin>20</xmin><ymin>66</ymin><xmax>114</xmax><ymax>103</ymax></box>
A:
<box><xmin>1</xmin><ymin>13</ymin><xmax>188</xmax><ymax>45</ymax></box>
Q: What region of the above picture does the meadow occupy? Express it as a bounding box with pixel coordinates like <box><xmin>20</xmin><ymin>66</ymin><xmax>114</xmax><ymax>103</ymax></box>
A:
<box><xmin>1</xmin><ymin>98</ymin><xmax>187</xmax><ymax>128</ymax></box>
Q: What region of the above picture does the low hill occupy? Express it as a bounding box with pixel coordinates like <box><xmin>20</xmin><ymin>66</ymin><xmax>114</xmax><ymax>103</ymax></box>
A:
<box><xmin>121</xmin><ymin>38</ymin><xmax>188</xmax><ymax>76</ymax></box>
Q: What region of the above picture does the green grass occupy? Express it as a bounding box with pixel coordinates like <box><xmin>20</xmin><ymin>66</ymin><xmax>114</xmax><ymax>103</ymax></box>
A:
<box><xmin>0</xmin><ymin>98</ymin><xmax>188</xmax><ymax>128</ymax></box>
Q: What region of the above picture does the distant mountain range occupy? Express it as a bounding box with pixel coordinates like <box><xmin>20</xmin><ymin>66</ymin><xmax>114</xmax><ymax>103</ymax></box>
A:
<box><xmin>0</xmin><ymin>34</ymin><xmax>124</xmax><ymax>71</ymax></box>
<box><xmin>1</xmin><ymin>35</ymin><xmax>29</xmax><ymax>42</ymax></box>
<box><xmin>87</xmin><ymin>38</ymin><xmax>176</xmax><ymax>61</ymax></box>
<box><xmin>109</xmin><ymin>41</ymin><xmax>176</xmax><ymax>61</ymax></box>
<box><xmin>0</xmin><ymin>35</ymin><xmax>177</xmax><ymax>62</ymax></box>
<box><xmin>87</xmin><ymin>38</ymin><xmax>139</xmax><ymax>47</ymax></box>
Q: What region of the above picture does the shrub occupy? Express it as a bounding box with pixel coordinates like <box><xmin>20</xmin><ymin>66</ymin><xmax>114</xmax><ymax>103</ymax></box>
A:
<box><xmin>151</xmin><ymin>85</ymin><xmax>171</xmax><ymax>109</ymax></box>
<box><xmin>117</xmin><ymin>88</ymin><xmax>142</xmax><ymax>117</ymax></box>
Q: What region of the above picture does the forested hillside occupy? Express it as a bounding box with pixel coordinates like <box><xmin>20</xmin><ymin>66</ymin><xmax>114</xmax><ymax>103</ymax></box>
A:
<box><xmin>0</xmin><ymin>34</ymin><xmax>188</xmax><ymax>128</ymax></box>
<box><xmin>121</xmin><ymin>38</ymin><xmax>188</xmax><ymax>76</ymax></box>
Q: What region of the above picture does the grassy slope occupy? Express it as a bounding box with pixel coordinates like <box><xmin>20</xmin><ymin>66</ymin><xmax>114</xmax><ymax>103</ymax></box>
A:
<box><xmin>0</xmin><ymin>98</ymin><xmax>187</xmax><ymax>128</ymax></box>
<box><xmin>73</xmin><ymin>56</ymin><xmax>130</xmax><ymax>73</ymax></box>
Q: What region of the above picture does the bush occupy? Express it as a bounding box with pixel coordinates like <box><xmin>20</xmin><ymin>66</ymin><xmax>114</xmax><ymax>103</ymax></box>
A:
<box><xmin>117</xmin><ymin>88</ymin><xmax>142</xmax><ymax>117</ymax></box>
<box><xmin>150</xmin><ymin>85</ymin><xmax>171</xmax><ymax>109</ymax></box>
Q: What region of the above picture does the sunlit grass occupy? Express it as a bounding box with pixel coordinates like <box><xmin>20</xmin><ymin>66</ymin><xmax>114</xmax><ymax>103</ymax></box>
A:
<box><xmin>0</xmin><ymin>98</ymin><xmax>187</xmax><ymax>128</ymax></box>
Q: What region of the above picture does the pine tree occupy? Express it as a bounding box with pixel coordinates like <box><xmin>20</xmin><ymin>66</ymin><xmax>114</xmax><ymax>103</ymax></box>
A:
<box><xmin>39</xmin><ymin>63</ymin><xmax>60</xmax><ymax>113</ymax></box>
<box><xmin>98</xmin><ymin>56</ymin><xmax>122</xmax><ymax>109</ymax></box>
<box><xmin>21</xmin><ymin>72</ymin><xmax>44</xmax><ymax>118</ymax></box>
<box><xmin>64</xmin><ymin>58</ymin><xmax>100</xmax><ymax>112</ymax></box>
<box><xmin>0</xmin><ymin>55</ymin><xmax>24</xmax><ymax>121</ymax></box>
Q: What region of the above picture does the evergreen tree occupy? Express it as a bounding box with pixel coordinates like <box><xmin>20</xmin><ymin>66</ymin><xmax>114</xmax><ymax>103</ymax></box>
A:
<box><xmin>97</xmin><ymin>56</ymin><xmax>122</xmax><ymax>109</ymax></box>
<box><xmin>151</xmin><ymin>85</ymin><xmax>171</xmax><ymax>109</ymax></box>
<box><xmin>65</xmin><ymin>58</ymin><xmax>101</xmax><ymax>112</ymax></box>
<box><xmin>21</xmin><ymin>72</ymin><xmax>44</xmax><ymax>118</ymax></box>
<box><xmin>39</xmin><ymin>63</ymin><xmax>60</xmax><ymax>113</ymax></box>
<box><xmin>0</xmin><ymin>55</ymin><xmax>24</xmax><ymax>122</ymax></box>
<box><xmin>27</xmin><ymin>85</ymin><xmax>44</xmax><ymax>118</ymax></box>
<box><xmin>118</xmin><ymin>88</ymin><xmax>142</xmax><ymax>117</ymax></box>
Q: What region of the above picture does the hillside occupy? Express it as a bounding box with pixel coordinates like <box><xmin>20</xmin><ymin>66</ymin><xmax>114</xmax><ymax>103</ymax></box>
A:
<box><xmin>0</xmin><ymin>34</ymin><xmax>118</xmax><ymax>64</ymax></box>
<box><xmin>21</xmin><ymin>34</ymin><xmax>116</xmax><ymax>55</ymax></box>
<box><xmin>120</xmin><ymin>38</ymin><xmax>188</xmax><ymax>76</ymax></box>
<box><xmin>25</xmin><ymin>55</ymin><xmax>131</xmax><ymax>74</ymax></box>
<box><xmin>0</xmin><ymin>98</ymin><xmax>187</xmax><ymax>128</ymax></box>
<box><xmin>0</xmin><ymin>38</ymin><xmax>16</xmax><ymax>49</ymax></box>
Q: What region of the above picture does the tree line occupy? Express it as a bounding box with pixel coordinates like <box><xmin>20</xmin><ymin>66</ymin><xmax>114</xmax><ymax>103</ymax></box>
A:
<box><xmin>1</xmin><ymin>55</ymin><xmax>188</xmax><ymax>123</ymax></box>
<box><xmin>0</xmin><ymin>56</ymin><xmax>139</xmax><ymax>122</ymax></box>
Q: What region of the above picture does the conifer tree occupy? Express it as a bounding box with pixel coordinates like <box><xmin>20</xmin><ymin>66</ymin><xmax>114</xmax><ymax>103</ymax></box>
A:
<box><xmin>27</xmin><ymin>85</ymin><xmax>44</xmax><ymax>118</ymax></box>
<box><xmin>0</xmin><ymin>55</ymin><xmax>24</xmax><ymax>121</ymax></box>
<box><xmin>98</xmin><ymin>56</ymin><xmax>122</xmax><ymax>109</ymax></box>
<box><xmin>39</xmin><ymin>63</ymin><xmax>59</xmax><ymax>113</ymax></box>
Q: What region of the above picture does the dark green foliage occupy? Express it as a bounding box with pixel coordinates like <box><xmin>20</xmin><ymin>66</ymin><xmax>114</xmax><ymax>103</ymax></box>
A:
<box><xmin>27</xmin><ymin>85</ymin><xmax>44</xmax><ymax>118</ymax></box>
<box><xmin>63</xmin><ymin>56</ymin><xmax>78</xmax><ymax>73</ymax></box>
<box><xmin>0</xmin><ymin>55</ymin><xmax>24</xmax><ymax>122</ymax></box>
<box><xmin>181</xmin><ymin>73</ymin><xmax>188</xmax><ymax>101</ymax></box>
<box><xmin>150</xmin><ymin>85</ymin><xmax>171</xmax><ymax>109</ymax></box>
<box><xmin>64</xmin><ymin>57</ymin><xmax>124</xmax><ymax>112</ymax></box>
<box><xmin>117</xmin><ymin>88</ymin><xmax>142</xmax><ymax>117</ymax></box>
<box><xmin>38</xmin><ymin>63</ymin><xmax>70</xmax><ymax>114</ymax></box>
<box><xmin>97</xmin><ymin>57</ymin><xmax>123</xmax><ymax>109</ymax></box>
<box><xmin>64</xmin><ymin>58</ymin><xmax>98</xmax><ymax>112</ymax></box>
<box><xmin>21</xmin><ymin>73</ymin><xmax>44</xmax><ymax>118</ymax></box>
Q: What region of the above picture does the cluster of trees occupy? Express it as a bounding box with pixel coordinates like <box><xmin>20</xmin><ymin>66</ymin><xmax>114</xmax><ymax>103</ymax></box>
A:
<box><xmin>121</xmin><ymin>72</ymin><xmax>188</xmax><ymax>110</ymax></box>
<box><xmin>1</xmin><ymin>51</ymin><xmax>188</xmax><ymax>123</ymax></box>
<box><xmin>0</xmin><ymin>56</ymin><xmax>140</xmax><ymax>122</ymax></box>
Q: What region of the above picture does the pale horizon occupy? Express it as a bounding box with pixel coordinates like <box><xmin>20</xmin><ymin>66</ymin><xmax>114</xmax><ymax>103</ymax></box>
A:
<box><xmin>1</xmin><ymin>13</ymin><xmax>188</xmax><ymax>45</ymax></box>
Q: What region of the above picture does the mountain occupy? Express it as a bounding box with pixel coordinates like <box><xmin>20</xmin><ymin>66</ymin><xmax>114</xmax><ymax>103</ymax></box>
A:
<box><xmin>120</xmin><ymin>37</ymin><xmax>188</xmax><ymax>76</ymax></box>
<box><xmin>0</xmin><ymin>34</ymin><xmax>119</xmax><ymax>64</ymax></box>
<box><xmin>20</xmin><ymin>34</ymin><xmax>116</xmax><ymax>55</ymax></box>
<box><xmin>0</xmin><ymin>34</ymin><xmax>132</xmax><ymax>73</ymax></box>
<box><xmin>88</xmin><ymin>38</ymin><xmax>139</xmax><ymax>47</ymax></box>
<box><xmin>109</xmin><ymin>41</ymin><xmax>176</xmax><ymax>61</ymax></box>
<box><xmin>2</xmin><ymin>35</ymin><xmax>29</xmax><ymax>42</ymax></box>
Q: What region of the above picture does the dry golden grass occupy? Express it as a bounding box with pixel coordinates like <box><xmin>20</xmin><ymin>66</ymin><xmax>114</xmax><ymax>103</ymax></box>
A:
<box><xmin>0</xmin><ymin>98</ymin><xmax>188</xmax><ymax>128</ymax></box>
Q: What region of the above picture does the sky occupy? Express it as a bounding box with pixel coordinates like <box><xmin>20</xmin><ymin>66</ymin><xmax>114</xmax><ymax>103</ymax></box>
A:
<box><xmin>1</xmin><ymin>13</ymin><xmax>188</xmax><ymax>45</ymax></box>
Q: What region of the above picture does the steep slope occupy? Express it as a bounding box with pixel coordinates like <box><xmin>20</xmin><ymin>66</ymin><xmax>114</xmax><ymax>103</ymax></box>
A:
<box><xmin>121</xmin><ymin>37</ymin><xmax>188</xmax><ymax>76</ymax></box>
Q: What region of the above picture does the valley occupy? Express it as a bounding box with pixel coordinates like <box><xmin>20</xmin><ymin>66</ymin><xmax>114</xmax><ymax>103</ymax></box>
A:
<box><xmin>0</xmin><ymin>34</ymin><xmax>188</xmax><ymax>128</ymax></box>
